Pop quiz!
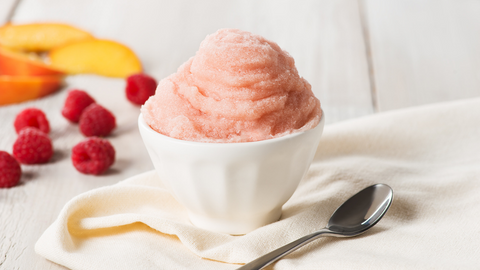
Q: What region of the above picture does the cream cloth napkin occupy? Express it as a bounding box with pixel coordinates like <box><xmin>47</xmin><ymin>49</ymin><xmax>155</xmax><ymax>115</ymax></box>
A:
<box><xmin>36</xmin><ymin>98</ymin><xmax>480</xmax><ymax>269</ymax></box>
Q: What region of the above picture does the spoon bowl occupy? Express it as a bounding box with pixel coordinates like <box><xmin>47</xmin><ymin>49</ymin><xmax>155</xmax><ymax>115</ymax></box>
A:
<box><xmin>327</xmin><ymin>183</ymin><xmax>393</xmax><ymax>235</ymax></box>
<box><xmin>237</xmin><ymin>184</ymin><xmax>393</xmax><ymax>270</ymax></box>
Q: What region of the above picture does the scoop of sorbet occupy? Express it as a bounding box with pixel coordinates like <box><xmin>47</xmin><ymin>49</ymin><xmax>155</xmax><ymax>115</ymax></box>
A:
<box><xmin>142</xmin><ymin>28</ymin><xmax>321</xmax><ymax>143</ymax></box>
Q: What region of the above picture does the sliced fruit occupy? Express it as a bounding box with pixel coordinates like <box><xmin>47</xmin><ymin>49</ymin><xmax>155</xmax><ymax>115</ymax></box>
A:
<box><xmin>0</xmin><ymin>23</ymin><xmax>94</xmax><ymax>52</ymax></box>
<box><xmin>0</xmin><ymin>47</ymin><xmax>65</xmax><ymax>76</ymax></box>
<box><xmin>0</xmin><ymin>75</ymin><xmax>63</xmax><ymax>105</ymax></box>
<box><xmin>49</xmin><ymin>39</ymin><xmax>142</xmax><ymax>78</ymax></box>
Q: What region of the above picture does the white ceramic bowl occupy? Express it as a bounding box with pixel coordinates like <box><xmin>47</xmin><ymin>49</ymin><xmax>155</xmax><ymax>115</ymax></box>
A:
<box><xmin>138</xmin><ymin>113</ymin><xmax>324</xmax><ymax>234</ymax></box>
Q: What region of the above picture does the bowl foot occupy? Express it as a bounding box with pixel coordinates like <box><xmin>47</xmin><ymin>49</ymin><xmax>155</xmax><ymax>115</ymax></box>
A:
<box><xmin>188</xmin><ymin>207</ymin><xmax>282</xmax><ymax>235</ymax></box>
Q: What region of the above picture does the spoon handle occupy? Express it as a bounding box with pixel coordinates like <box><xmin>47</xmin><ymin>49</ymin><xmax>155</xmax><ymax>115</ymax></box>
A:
<box><xmin>236</xmin><ymin>228</ymin><xmax>334</xmax><ymax>270</ymax></box>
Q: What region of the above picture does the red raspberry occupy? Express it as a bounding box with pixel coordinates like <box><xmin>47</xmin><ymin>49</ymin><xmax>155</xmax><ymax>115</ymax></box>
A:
<box><xmin>79</xmin><ymin>104</ymin><xmax>116</xmax><ymax>137</ymax></box>
<box><xmin>62</xmin><ymin>89</ymin><xmax>96</xmax><ymax>123</ymax></box>
<box><xmin>125</xmin><ymin>73</ymin><xmax>157</xmax><ymax>105</ymax></box>
<box><xmin>14</xmin><ymin>107</ymin><xmax>50</xmax><ymax>134</ymax></box>
<box><xmin>72</xmin><ymin>137</ymin><xmax>115</xmax><ymax>175</ymax></box>
<box><xmin>0</xmin><ymin>151</ymin><xmax>21</xmax><ymax>188</ymax></box>
<box><xmin>13</xmin><ymin>127</ymin><xmax>53</xmax><ymax>164</ymax></box>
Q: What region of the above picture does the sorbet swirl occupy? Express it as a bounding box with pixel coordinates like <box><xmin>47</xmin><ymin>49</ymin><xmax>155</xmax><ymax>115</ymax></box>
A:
<box><xmin>142</xmin><ymin>29</ymin><xmax>321</xmax><ymax>143</ymax></box>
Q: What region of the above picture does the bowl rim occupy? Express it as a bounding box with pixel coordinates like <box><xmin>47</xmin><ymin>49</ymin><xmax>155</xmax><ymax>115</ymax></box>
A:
<box><xmin>138</xmin><ymin>111</ymin><xmax>324</xmax><ymax>147</ymax></box>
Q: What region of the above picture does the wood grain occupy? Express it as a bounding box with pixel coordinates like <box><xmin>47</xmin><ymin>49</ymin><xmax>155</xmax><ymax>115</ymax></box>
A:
<box><xmin>362</xmin><ymin>0</ymin><xmax>480</xmax><ymax>111</ymax></box>
<box><xmin>0</xmin><ymin>76</ymin><xmax>154</xmax><ymax>270</ymax></box>
<box><xmin>11</xmin><ymin>0</ymin><xmax>374</xmax><ymax>124</ymax></box>
<box><xmin>0</xmin><ymin>0</ymin><xmax>372</xmax><ymax>269</ymax></box>
<box><xmin>0</xmin><ymin>0</ymin><xmax>18</xmax><ymax>24</ymax></box>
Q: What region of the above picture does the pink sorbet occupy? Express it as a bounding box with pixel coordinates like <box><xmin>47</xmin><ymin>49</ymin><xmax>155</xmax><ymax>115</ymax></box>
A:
<box><xmin>142</xmin><ymin>29</ymin><xmax>322</xmax><ymax>143</ymax></box>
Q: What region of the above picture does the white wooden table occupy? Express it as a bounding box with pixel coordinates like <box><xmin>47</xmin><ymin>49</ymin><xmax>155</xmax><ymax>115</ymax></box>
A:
<box><xmin>1</xmin><ymin>1</ymin><xmax>479</xmax><ymax>269</ymax></box>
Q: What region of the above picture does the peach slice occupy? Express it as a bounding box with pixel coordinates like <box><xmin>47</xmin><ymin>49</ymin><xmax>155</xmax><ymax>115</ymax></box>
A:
<box><xmin>0</xmin><ymin>23</ymin><xmax>94</xmax><ymax>52</ymax></box>
<box><xmin>0</xmin><ymin>75</ymin><xmax>63</xmax><ymax>105</ymax></box>
<box><xmin>49</xmin><ymin>39</ymin><xmax>142</xmax><ymax>78</ymax></box>
<box><xmin>0</xmin><ymin>47</ymin><xmax>65</xmax><ymax>76</ymax></box>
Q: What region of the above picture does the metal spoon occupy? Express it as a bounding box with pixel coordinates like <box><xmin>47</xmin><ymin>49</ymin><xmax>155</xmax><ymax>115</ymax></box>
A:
<box><xmin>237</xmin><ymin>183</ymin><xmax>393</xmax><ymax>270</ymax></box>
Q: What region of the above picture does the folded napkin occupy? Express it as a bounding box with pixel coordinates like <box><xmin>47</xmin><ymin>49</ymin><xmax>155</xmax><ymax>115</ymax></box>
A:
<box><xmin>36</xmin><ymin>98</ymin><xmax>480</xmax><ymax>269</ymax></box>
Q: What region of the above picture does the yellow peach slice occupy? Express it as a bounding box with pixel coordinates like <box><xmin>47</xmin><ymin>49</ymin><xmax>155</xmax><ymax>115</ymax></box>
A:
<box><xmin>49</xmin><ymin>39</ymin><xmax>142</xmax><ymax>78</ymax></box>
<box><xmin>0</xmin><ymin>47</ymin><xmax>65</xmax><ymax>76</ymax></box>
<box><xmin>0</xmin><ymin>75</ymin><xmax>64</xmax><ymax>105</ymax></box>
<box><xmin>0</xmin><ymin>23</ymin><xmax>94</xmax><ymax>52</ymax></box>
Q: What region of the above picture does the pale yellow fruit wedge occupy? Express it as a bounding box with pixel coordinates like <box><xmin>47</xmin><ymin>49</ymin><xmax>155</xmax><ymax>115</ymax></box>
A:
<box><xmin>49</xmin><ymin>39</ymin><xmax>142</xmax><ymax>78</ymax></box>
<box><xmin>0</xmin><ymin>23</ymin><xmax>94</xmax><ymax>51</ymax></box>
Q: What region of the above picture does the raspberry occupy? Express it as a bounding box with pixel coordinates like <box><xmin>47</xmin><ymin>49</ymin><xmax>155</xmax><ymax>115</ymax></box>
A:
<box><xmin>13</xmin><ymin>127</ymin><xmax>53</xmax><ymax>164</ymax></box>
<box><xmin>14</xmin><ymin>107</ymin><xmax>50</xmax><ymax>134</ymax></box>
<box><xmin>72</xmin><ymin>137</ymin><xmax>115</xmax><ymax>175</ymax></box>
<box><xmin>0</xmin><ymin>151</ymin><xmax>21</xmax><ymax>188</ymax></box>
<box><xmin>62</xmin><ymin>89</ymin><xmax>96</xmax><ymax>123</ymax></box>
<box><xmin>125</xmin><ymin>73</ymin><xmax>157</xmax><ymax>105</ymax></box>
<box><xmin>79</xmin><ymin>104</ymin><xmax>116</xmax><ymax>137</ymax></box>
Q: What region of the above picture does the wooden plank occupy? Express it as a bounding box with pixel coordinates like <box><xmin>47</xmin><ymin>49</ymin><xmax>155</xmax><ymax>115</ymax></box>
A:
<box><xmin>363</xmin><ymin>0</ymin><xmax>480</xmax><ymax>111</ymax></box>
<box><xmin>0</xmin><ymin>0</ymin><xmax>372</xmax><ymax>269</ymax></box>
<box><xmin>11</xmin><ymin>0</ymin><xmax>374</xmax><ymax>124</ymax></box>
<box><xmin>0</xmin><ymin>0</ymin><xmax>19</xmax><ymax>24</ymax></box>
<box><xmin>0</xmin><ymin>76</ymin><xmax>154</xmax><ymax>269</ymax></box>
